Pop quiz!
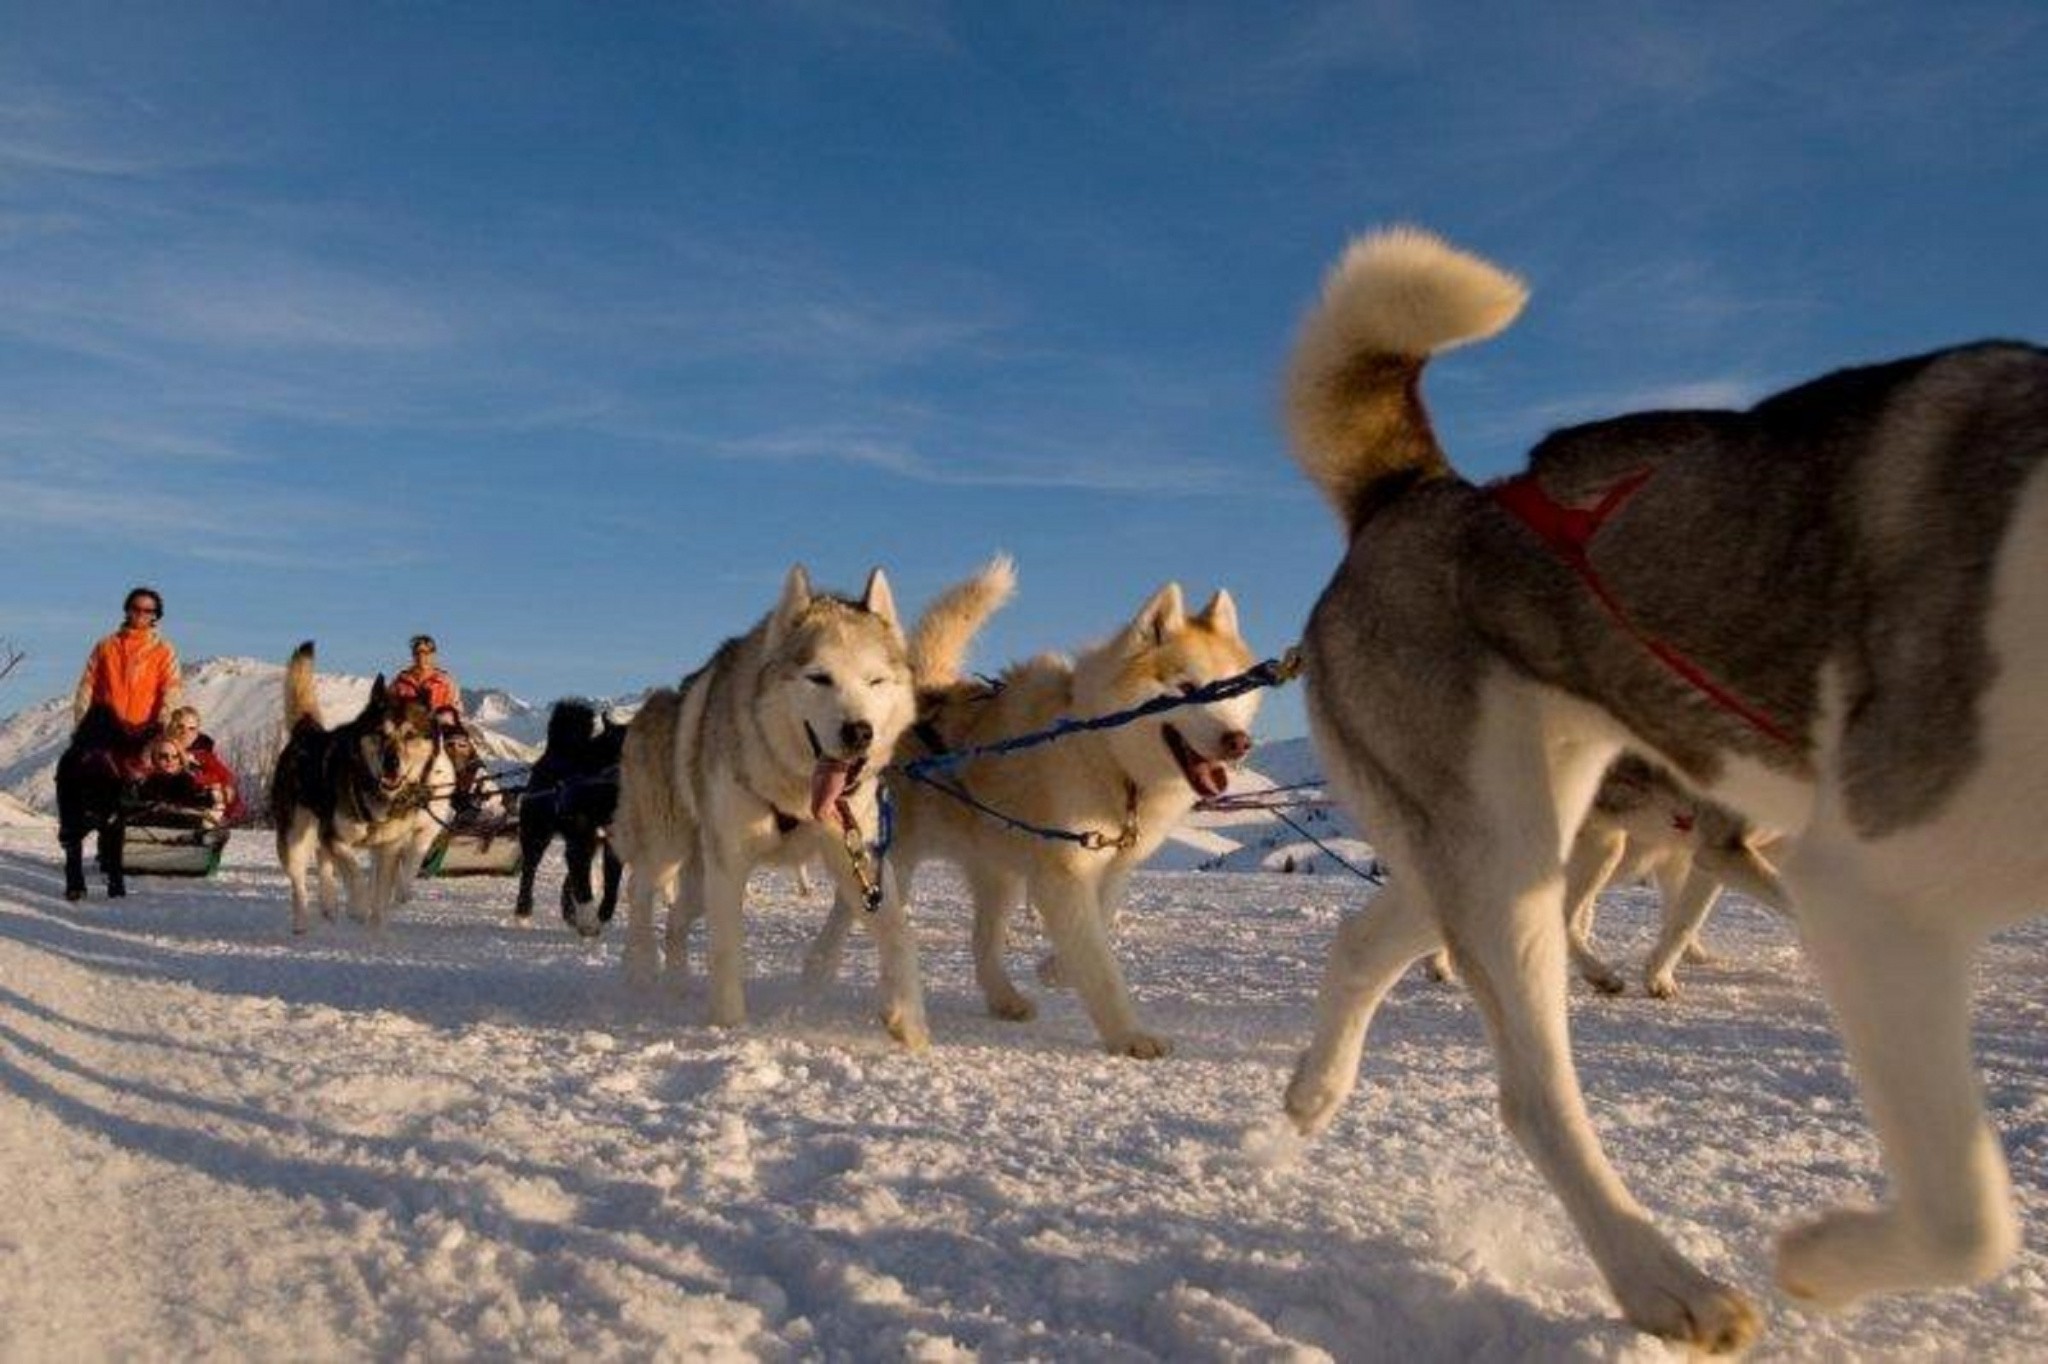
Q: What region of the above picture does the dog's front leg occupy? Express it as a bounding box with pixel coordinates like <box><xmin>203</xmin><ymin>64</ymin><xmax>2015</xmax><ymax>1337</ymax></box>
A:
<box><xmin>799</xmin><ymin>881</ymin><xmax>858</xmax><ymax>994</ymax></box>
<box><xmin>1775</xmin><ymin>873</ymin><xmax>2017</xmax><ymax>1309</ymax></box>
<box><xmin>1284</xmin><ymin>881</ymin><xmax>1439</xmax><ymax>1135</ymax></box>
<box><xmin>1037</xmin><ymin>864</ymin><xmax>1129</xmax><ymax>989</ymax></box>
<box><xmin>825</xmin><ymin>856</ymin><xmax>929</xmax><ymax>1051</ymax></box>
<box><xmin>700</xmin><ymin>844</ymin><xmax>750</xmax><ymax>1028</ymax></box>
<box><xmin>1033</xmin><ymin>867</ymin><xmax>1161</xmax><ymax>1058</ymax></box>
<box><xmin>664</xmin><ymin>847</ymin><xmax>705</xmax><ymax>996</ymax></box>
<box><xmin>1562</xmin><ymin>828</ymin><xmax>1629</xmax><ymax>994</ymax></box>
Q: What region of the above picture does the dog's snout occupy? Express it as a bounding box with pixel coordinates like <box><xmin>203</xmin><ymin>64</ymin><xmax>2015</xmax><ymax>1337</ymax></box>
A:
<box><xmin>841</xmin><ymin>719</ymin><xmax>874</xmax><ymax>753</ymax></box>
<box><xmin>1220</xmin><ymin>730</ymin><xmax>1252</xmax><ymax>761</ymax></box>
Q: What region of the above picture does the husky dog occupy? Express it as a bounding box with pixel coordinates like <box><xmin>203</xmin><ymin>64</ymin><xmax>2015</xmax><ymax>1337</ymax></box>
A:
<box><xmin>1427</xmin><ymin>755</ymin><xmax>1786</xmax><ymax>998</ymax></box>
<box><xmin>515</xmin><ymin>699</ymin><xmax>626</xmax><ymax>936</ymax></box>
<box><xmin>609</xmin><ymin>566</ymin><xmax>926</xmax><ymax>1046</ymax></box>
<box><xmin>271</xmin><ymin>642</ymin><xmax>444</xmax><ymax>934</ymax></box>
<box><xmin>1279</xmin><ymin>227</ymin><xmax>2047</xmax><ymax>1349</ymax></box>
<box><xmin>808</xmin><ymin>558</ymin><xmax>1260</xmax><ymax>1058</ymax></box>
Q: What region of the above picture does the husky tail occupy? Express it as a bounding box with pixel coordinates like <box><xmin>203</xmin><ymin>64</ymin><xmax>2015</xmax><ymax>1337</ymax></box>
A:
<box><xmin>910</xmin><ymin>554</ymin><xmax>1016</xmax><ymax>688</ymax></box>
<box><xmin>1286</xmin><ymin>227</ymin><xmax>1527</xmax><ymax>536</ymax></box>
<box><xmin>285</xmin><ymin>641</ymin><xmax>323</xmax><ymax>732</ymax></box>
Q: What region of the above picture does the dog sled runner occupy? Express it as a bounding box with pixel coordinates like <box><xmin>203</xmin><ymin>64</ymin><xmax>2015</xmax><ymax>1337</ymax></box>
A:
<box><xmin>122</xmin><ymin>823</ymin><xmax>232</xmax><ymax>877</ymax></box>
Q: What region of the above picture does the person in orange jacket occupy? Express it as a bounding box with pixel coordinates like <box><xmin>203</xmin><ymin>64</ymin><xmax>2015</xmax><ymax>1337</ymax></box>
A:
<box><xmin>390</xmin><ymin>634</ymin><xmax>461</xmax><ymax>716</ymax></box>
<box><xmin>72</xmin><ymin>586</ymin><xmax>182</xmax><ymax>734</ymax></box>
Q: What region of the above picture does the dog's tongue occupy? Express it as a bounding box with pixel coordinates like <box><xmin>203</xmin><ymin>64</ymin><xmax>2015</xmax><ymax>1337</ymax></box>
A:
<box><xmin>810</xmin><ymin>760</ymin><xmax>854</xmax><ymax>826</ymax></box>
<box><xmin>1192</xmin><ymin>760</ymin><xmax>1231</xmax><ymax>800</ymax></box>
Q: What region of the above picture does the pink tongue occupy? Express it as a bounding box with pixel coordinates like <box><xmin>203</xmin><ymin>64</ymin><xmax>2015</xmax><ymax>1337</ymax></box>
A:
<box><xmin>1196</xmin><ymin>761</ymin><xmax>1230</xmax><ymax>799</ymax></box>
<box><xmin>810</xmin><ymin>761</ymin><xmax>852</xmax><ymax>826</ymax></box>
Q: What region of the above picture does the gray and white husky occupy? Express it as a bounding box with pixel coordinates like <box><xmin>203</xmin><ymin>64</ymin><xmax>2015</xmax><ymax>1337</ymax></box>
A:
<box><xmin>1280</xmin><ymin>227</ymin><xmax>2047</xmax><ymax>1350</ymax></box>
<box><xmin>807</xmin><ymin>556</ymin><xmax>1261</xmax><ymax>1057</ymax></box>
<box><xmin>271</xmin><ymin>641</ymin><xmax>445</xmax><ymax>934</ymax></box>
<box><xmin>609</xmin><ymin>565</ymin><xmax>926</xmax><ymax>1047</ymax></box>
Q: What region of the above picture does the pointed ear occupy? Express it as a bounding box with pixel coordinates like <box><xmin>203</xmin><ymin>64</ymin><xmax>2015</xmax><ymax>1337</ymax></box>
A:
<box><xmin>861</xmin><ymin>567</ymin><xmax>900</xmax><ymax>632</ymax></box>
<box><xmin>767</xmin><ymin>564</ymin><xmax>812</xmax><ymax>649</ymax></box>
<box><xmin>368</xmin><ymin>674</ymin><xmax>388</xmax><ymax>707</ymax></box>
<box><xmin>1131</xmin><ymin>583</ymin><xmax>1186</xmax><ymax>646</ymax></box>
<box><xmin>1197</xmin><ymin>588</ymin><xmax>1239</xmax><ymax>638</ymax></box>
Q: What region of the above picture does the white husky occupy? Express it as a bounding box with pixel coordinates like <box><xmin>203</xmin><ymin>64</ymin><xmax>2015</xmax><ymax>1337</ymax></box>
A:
<box><xmin>608</xmin><ymin>565</ymin><xmax>927</xmax><ymax>1047</ymax></box>
<box><xmin>806</xmin><ymin>559</ymin><xmax>1262</xmax><ymax>1057</ymax></box>
<box><xmin>1280</xmin><ymin>227</ymin><xmax>2047</xmax><ymax>1350</ymax></box>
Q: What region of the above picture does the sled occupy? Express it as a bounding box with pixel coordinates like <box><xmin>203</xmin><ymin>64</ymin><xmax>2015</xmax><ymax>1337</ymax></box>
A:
<box><xmin>420</xmin><ymin>817</ymin><xmax>523</xmax><ymax>877</ymax></box>
<box><xmin>122</xmin><ymin>823</ymin><xmax>232</xmax><ymax>878</ymax></box>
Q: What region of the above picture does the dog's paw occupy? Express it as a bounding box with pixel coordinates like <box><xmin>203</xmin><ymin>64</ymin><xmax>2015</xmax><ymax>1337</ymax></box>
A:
<box><xmin>1584</xmin><ymin>967</ymin><xmax>1627</xmax><ymax>995</ymax></box>
<box><xmin>1281</xmin><ymin>1054</ymin><xmax>1349</xmax><ymax>1137</ymax></box>
<box><xmin>1682</xmin><ymin>941</ymin><xmax>1721</xmax><ymax>965</ymax></box>
<box><xmin>1776</xmin><ymin>1202</ymin><xmax>2016</xmax><ymax>1311</ymax></box>
<box><xmin>1645</xmin><ymin>971</ymin><xmax>1680</xmax><ymax>1000</ymax></box>
<box><xmin>1109</xmin><ymin>1031</ymin><xmax>1170</xmax><ymax>1060</ymax></box>
<box><xmin>621</xmin><ymin>938</ymin><xmax>661</xmax><ymax>990</ymax></box>
<box><xmin>986</xmin><ymin>988</ymin><xmax>1037</xmax><ymax>1022</ymax></box>
<box><xmin>1607</xmin><ymin>1233</ymin><xmax>1761</xmax><ymax>1353</ymax></box>
<box><xmin>1424</xmin><ymin>950</ymin><xmax>1457</xmax><ymax>985</ymax></box>
<box><xmin>882</xmin><ymin>1008</ymin><xmax>932</xmax><ymax>1053</ymax></box>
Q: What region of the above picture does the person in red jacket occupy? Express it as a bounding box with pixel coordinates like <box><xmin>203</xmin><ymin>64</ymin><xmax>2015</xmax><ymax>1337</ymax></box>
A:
<box><xmin>72</xmin><ymin>586</ymin><xmax>182</xmax><ymax>732</ymax></box>
<box><xmin>390</xmin><ymin>634</ymin><xmax>460</xmax><ymax>716</ymax></box>
<box><xmin>165</xmin><ymin>706</ymin><xmax>246</xmax><ymax>823</ymax></box>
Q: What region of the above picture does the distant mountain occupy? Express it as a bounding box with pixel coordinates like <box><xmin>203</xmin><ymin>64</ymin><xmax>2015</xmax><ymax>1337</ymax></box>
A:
<box><xmin>0</xmin><ymin>656</ymin><xmax>542</xmax><ymax>814</ymax></box>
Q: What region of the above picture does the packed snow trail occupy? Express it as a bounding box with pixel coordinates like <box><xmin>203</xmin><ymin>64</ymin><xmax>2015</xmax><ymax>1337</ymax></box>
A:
<box><xmin>2</xmin><ymin>828</ymin><xmax>2044</xmax><ymax>1360</ymax></box>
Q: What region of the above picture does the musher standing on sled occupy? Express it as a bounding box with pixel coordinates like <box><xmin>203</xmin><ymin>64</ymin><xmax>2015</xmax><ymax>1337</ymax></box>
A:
<box><xmin>72</xmin><ymin>585</ymin><xmax>182</xmax><ymax>730</ymax></box>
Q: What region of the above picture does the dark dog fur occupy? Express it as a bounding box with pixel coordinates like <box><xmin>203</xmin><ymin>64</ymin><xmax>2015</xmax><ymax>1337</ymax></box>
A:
<box><xmin>515</xmin><ymin>699</ymin><xmax>625</xmax><ymax>935</ymax></box>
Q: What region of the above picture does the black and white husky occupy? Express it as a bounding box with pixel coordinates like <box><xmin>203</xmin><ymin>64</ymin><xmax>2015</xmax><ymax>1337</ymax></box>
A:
<box><xmin>271</xmin><ymin>642</ymin><xmax>444</xmax><ymax>934</ymax></box>
<box><xmin>1279</xmin><ymin>227</ymin><xmax>2047</xmax><ymax>1350</ymax></box>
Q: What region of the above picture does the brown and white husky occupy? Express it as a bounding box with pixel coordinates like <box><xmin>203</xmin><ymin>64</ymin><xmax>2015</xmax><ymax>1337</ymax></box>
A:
<box><xmin>805</xmin><ymin>557</ymin><xmax>1262</xmax><ymax>1057</ymax></box>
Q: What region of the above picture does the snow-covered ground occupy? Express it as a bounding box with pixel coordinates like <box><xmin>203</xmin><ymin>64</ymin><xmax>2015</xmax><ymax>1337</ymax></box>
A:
<box><xmin>3</xmin><ymin>823</ymin><xmax>2044</xmax><ymax>1361</ymax></box>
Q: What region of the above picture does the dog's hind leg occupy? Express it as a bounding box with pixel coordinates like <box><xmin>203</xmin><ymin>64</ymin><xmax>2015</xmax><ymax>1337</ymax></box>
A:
<box><xmin>1284</xmin><ymin>880</ymin><xmax>1442</xmax><ymax>1136</ymax></box>
<box><xmin>1430</xmin><ymin>709</ymin><xmax>1758</xmax><ymax>1350</ymax></box>
<box><xmin>664</xmin><ymin>847</ymin><xmax>704</xmax><ymax>995</ymax></box>
<box><xmin>800</xmin><ymin>888</ymin><xmax>857</xmax><ymax>994</ymax></box>
<box><xmin>1775</xmin><ymin>864</ymin><xmax>2017</xmax><ymax>1308</ymax></box>
<box><xmin>967</xmin><ymin>865</ymin><xmax>1032</xmax><ymax>1020</ymax></box>
<box><xmin>280</xmin><ymin>817</ymin><xmax>322</xmax><ymax>934</ymax></box>
<box><xmin>620</xmin><ymin>858</ymin><xmax>676</xmax><ymax>989</ymax></box>
<box><xmin>1032</xmin><ymin>866</ymin><xmax>1161</xmax><ymax>1058</ymax></box>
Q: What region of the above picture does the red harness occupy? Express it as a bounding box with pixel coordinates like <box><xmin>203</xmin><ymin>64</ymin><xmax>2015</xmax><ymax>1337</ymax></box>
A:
<box><xmin>1490</xmin><ymin>469</ymin><xmax>1799</xmax><ymax>749</ymax></box>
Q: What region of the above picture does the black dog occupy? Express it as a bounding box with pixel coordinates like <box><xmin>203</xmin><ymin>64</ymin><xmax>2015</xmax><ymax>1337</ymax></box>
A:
<box><xmin>515</xmin><ymin>700</ymin><xmax>625</xmax><ymax>936</ymax></box>
<box><xmin>56</xmin><ymin>706</ymin><xmax>152</xmax><ymax>901</ymax></box>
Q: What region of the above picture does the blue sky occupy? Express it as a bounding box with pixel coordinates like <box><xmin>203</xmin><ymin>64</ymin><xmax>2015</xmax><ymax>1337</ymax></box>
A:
<box><xmin>3</xmin><ymin>1</ymin><xmax>2044</xmax><ymax>738</ymax></box>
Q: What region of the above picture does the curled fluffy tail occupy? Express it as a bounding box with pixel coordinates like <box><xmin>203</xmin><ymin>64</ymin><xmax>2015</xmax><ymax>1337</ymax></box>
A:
<box><xmin>910</xmin><ymin>554</ymin><xmax>1016</xmax><ymax>688</ymax></box>
<box><xmin>285</xmin><ymin>641</ymin><xmax>322</xmax><ymax>731</ymax></box>
<box><xmin>1286</xmin><ymin>226</ymin><xmax>1527</xmax><ymax>534</ymax></box>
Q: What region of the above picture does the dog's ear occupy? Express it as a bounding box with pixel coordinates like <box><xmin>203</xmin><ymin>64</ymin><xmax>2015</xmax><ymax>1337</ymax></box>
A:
<box><xmin>1130</xmin><ymin>583</ymin><xmax>1186</xmax><ymax>647</ymax></box>
<box><xmin>768</xmin><ymin>564</ymin><xmax>813</xmax><ymax>649</ymax></box>
<box><xmin>367</xmin><ymin>674</ymin><xmax>388</xmax><ymax>708</ymax></box>
<box><xmin>1195</xmin><ymin>588</ymin><xmax>1240</xmax><ymax>638</ymax></box>
<box><xmin>860</xmin><ymin>567</ymin><xmax>902</xmax><ymax>635</ymax></box>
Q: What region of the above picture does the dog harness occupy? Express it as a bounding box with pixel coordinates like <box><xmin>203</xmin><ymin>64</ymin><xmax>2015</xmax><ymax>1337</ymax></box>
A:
<box><xmin>1490</xmin><ymin>469</ymin><xmax>1799</xmax><ymax>749</ymax></box>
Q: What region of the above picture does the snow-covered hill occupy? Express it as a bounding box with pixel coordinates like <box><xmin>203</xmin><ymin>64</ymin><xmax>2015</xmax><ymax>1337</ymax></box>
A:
<box><xmin>0</xmin><ymin>657</ymin><xmax>541</xmax><ymax>814</ymax></box>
